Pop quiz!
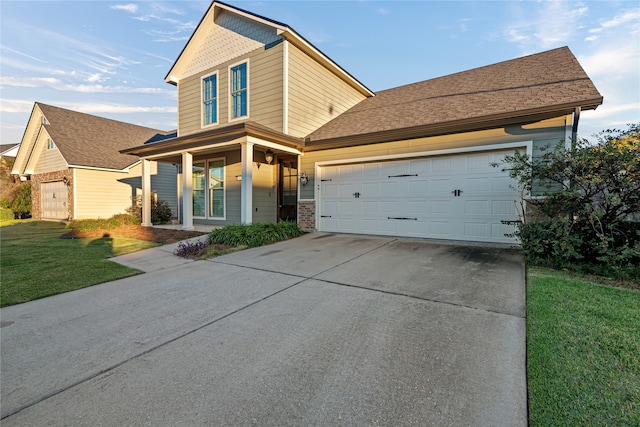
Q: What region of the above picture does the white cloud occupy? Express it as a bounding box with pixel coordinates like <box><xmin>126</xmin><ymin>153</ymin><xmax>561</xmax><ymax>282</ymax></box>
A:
<box><xmin>111</xmin><ymin>4</ymin><xmax>139</xmax><ymax>14</ymax></box>
<box><xmin>0</xmin><ymin>76</ymin><xmax>174</xmax><ymax>95</ymax></box>
<box><xmin>0</xmin><ymin>99</ymin><xmax>34</xmax><ymax>113</ymax></box>
<box><xmin>502</xmin><ymin>1</ymin><xmax>588</xmax><ymax>49</ymax></box>
<box><xmin>57</xmin><ymin>103</ymin><xmax>176</xmax><ymax>115</ymax></box>
<box><xmin>0</xmin><ymin>45</ymin><xmax>47</xmax><ymax>63</ymax></box>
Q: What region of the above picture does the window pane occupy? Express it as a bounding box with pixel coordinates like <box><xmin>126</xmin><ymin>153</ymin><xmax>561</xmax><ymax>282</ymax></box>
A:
<box><xmin>230</xmin><ymin>63</ymin><xmax>247</xmax><ymax>119</ymax></box>
<box><xmin>209</xmin><ymin>160</ymin><xmax>224</xmax><ymax>218</ymax></box>
<box><xmin>202</xmin><ymin>75</ymin><xmax>217</xmax><ymax>124</ymax></box>
<box><xmin>192</xmin><ymin>163</ymin><xmax>206</xmax><ymax>217</ymax></box>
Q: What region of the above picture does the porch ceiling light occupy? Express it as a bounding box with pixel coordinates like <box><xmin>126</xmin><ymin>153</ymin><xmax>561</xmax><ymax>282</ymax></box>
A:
<box><xmin>265</xmin><ymin>149</ymin><xmax>274</xmax><ymax>165</ymax></box>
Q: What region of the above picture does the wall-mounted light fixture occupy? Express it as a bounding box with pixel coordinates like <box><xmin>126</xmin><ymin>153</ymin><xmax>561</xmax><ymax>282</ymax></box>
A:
<box><xmin>265</xmin><ymin>149</ymin><xmax>274</xmax><ymax>165</ymax></box>
<box><xmin>300</xmin><ymin>171</ymin><xmax>309</xmax><ymax>186</ymax></box>
<box><xmin>235</xmin><ymin>175</ymin><xmax>242</xmax><ymax>181</ymax></box>
<box><xmin>62</xmin><ymin>176</ymin><xmax>70</xmax><ymax>185</ymax></box>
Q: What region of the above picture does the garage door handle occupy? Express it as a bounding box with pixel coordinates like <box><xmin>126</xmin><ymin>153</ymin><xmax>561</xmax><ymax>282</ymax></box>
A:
<box><xmin>388</xmin><ymin>174</ymin><xmax>418</xmax><ymax>178</ymax></box>
<box><xmin>353</xmin><ymin>192</ymin><xmax>360</xmax><ymax>198</ymax></box>
<box><xmin>321</xmin><ymin>215</ymin><xmax>332</xmax><ymax>218</ymax></box>
<box><xmin>388</xmin><ymin>217</ymin><xmax>417</xmax><ymax>220</ymax></box>
<box><xmin>451</xmin><ymin>189</ymin><xmax>463</xmax><ymax>196</ymax></box>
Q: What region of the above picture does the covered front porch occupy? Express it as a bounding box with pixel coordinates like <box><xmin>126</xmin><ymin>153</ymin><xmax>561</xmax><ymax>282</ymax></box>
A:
<box><xmin>121</xmin><ymin>122</ymin><xmax>304</xmax><ymax>230</ymax></box>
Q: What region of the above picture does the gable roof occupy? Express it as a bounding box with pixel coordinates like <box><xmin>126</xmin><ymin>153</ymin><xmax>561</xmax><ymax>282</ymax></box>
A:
<box><xmin>35</xmin><ymin>103</ymin><xmax>173</xmax><ymax>170</ymax></box>
<box><xmin>165</xmin><ymin>1</ymin><xmax>373</xmax><ymax>97</ymax></box>
<box><xmin>0</xmin><ymin>144</ymin><xmax>19</xmax><ymax>157</ymax></box>
<box><xmin>306</xmin><ymin>47</ymin><xmax>603</xmax><ymax>148</ymax></box>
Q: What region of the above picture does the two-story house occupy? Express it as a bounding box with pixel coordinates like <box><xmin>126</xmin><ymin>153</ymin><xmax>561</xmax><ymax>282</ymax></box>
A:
<box><xmin>123</xmin><ymin>1</ymin><xmax>602</xmax><ymax>244</ymax></box>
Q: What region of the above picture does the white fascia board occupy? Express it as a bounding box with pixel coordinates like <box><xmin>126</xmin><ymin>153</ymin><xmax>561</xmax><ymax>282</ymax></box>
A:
<box><xmin>246</xmin><ymin>136</ymin><xmax>303</xmax><ymax>155</ymax></box>
<box><xmin>315</xmin><ymin>141</ymin><xmax>533</xmax><ymax>167</ymax></box>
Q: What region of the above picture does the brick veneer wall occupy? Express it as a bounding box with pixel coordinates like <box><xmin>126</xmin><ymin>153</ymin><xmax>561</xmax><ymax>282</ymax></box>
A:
<box><xmin>298</xmin><ymin>200</ymin><xmax>316</xmax><ymax>231</ymax></box>
<box><xmin>31</xmin><ymin>170</ymin><xmax>73</xmax><ymax>220</ymax></box>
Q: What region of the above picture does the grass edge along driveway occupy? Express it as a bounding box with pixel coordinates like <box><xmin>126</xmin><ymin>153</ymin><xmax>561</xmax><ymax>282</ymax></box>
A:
<box><xmin>1</xmin><ymin>221</ymin><xmax>156</xmax><ymax>307</ymax></box>
<box><xmin>527</xmin><ymin>267</ymin><xmax>639</xmax><ymax>426</ymax></box>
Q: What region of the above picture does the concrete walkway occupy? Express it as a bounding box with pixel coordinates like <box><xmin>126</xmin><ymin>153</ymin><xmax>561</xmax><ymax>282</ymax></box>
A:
<box><xmin>0</xmin><ymin>233</ymin><xmax>526</xmax><ymax>426</ymax></box>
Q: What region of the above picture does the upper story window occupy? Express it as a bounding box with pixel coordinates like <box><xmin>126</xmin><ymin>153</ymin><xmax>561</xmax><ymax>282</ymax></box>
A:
<box><xmin>47</xmin><ymin>139</ymin><xmax>55</xmax><ymax>150</ymax></box>
<box><xmin>202</xmin><ymin>73</ymin><xmax>218</xmax><ymax>126</ymax></box>
<box><xmin>230</xmin><ymin>62</ymin><xmax>248</xmax><ymax>119</ymax></box>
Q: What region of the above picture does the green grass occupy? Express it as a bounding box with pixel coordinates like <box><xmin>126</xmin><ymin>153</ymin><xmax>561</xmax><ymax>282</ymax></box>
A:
<box><xmin>1</xmin><ymin>221</ymin><xmax>158</xmax><ymax>307</ymax></box>
<box><xmin>527</xmin><ymin>267</ymin><xmax>640</xmax><ymax>426</ymax></box>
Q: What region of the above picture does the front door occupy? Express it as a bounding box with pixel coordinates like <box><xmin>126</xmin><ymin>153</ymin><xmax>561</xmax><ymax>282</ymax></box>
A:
<box><xmin>278</xmin><ymin>157</ymin><xmax>298</xmax><ymax>222</ymax></box>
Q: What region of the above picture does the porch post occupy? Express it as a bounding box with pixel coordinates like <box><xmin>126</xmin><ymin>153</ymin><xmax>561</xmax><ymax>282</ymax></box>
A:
<box><xmin>240</xmin><ymin>141</ymin><xmax>253</xmax><ymax>224</ymax></box>
<box><xmin>181</xmin><ymin>152</ymin><xmax>194</xmax><ymax>230</ymax></box>
<box><xmin>141</xmin><ymin>159</ymin><xmax>152</xmax><ymax>227</ymax></box>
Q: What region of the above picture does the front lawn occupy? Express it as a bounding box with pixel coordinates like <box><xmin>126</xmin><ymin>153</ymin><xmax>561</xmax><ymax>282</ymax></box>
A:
<box><xmin>0</xmin><ymin>221</ymin><xmax>157</xmax><ymax>307</ymax></box>
<box><xmin>527</xmin><ymin>268</ymin><xmax>640</xmax><ymax>426</ymax></box>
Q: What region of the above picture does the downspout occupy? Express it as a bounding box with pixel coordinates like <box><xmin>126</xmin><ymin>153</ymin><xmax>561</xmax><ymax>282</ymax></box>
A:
<box><xmin>571</xmin><ymin>106</ymin><xmax>581</xmax><ymax>152</ymax></box>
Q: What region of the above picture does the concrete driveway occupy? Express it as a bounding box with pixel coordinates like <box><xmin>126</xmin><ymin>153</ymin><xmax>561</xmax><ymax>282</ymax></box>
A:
<box><xmin>0</xmin><ymin>233</ymin><xmax>526</xmax><ymax>426</ymax></box>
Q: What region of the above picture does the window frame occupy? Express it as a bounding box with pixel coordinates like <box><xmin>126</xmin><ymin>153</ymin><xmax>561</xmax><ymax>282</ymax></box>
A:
<box><xmin>192</xmin><ymin>157</ymin><xmax>226</xmax><ymax>220</ymax></box>
<box><xmin>47</xmin><ymin>139</ymin><xmax>55</xmax><ymax>150</ymax></box>
<box><xmin>201</xmin><ymin>71</ymin><xmax>219</xmax><ymax>128</ymax></box>
<box><xmin>228</xmin><ymin>60</ymin><xmax>249</xmax><ymax>121</ymax></box>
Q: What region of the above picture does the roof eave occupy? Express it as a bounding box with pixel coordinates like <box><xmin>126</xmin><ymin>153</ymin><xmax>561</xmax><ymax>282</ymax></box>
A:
<box><xmin>304</xmin><ymin>98</ymin><xmax>603</xmax><ymax>151</ymax></box>
<box><xmin>121</xmin><ymin>122</ymin><xmax>304</xmax><ymax>157</ymax></box>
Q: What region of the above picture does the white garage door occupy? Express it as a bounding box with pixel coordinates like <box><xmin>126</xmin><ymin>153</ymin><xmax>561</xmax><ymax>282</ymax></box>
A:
<box><xmin>319</xmin><ymin>150</ymin><xmax>521</xmax><ymax>243</ymax></box>
<box><xmin>41</xmin><ymin>181</ymin><xmax>69</xmax><ymax>220</ymax></box>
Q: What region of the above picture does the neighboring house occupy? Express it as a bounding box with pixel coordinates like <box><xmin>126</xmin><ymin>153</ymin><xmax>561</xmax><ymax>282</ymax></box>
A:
<box><xmin>123</xmin><ymin>1</ymin><xmax>603</xmax><ymax>244</ymax></box>
<box><xmin>1</xmin><ymin>144</ymin><xmax>20</xmax><ymax>159</ymax></box>
<box><xmin>12</xmin><ymin>103</ymin><xmax>178</xmax><ymax>220</ymax></box>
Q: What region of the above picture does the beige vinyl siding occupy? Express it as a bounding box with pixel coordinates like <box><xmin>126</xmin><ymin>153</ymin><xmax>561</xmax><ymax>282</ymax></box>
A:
<box><xmin>13</xmin><ymin>106</ymin><xmax>45</xmax><ymax>174</ymax></box>
<box><xmin>287</xmin><ymin>44</ymin><xmax>367</xmax><ymax>138</ymax></box>
<box><xmin>74</xmin><ymin>165</ymin><xmax>146</xmax><ymax>219</ymax></box>
<box><xmin>33</xmin><ymin>138</ymin><xmax>68</xmax><ymax>174</ymax></box>
<box><xmin>178</xmin><ymin>45</ymin><xmax>284</xmax><ymax>137</ymax></box>
<box><xmin>154</xmin><ymin>162</ymin><xmax>179</xmax><ymax>217</ymax></box>
<box><xmin>252</xmin><ymin>163</ymin><xmax>276</xmax><ymax>223</ymax></box>
<box><xmin>300</xmin><ymin>116</ymin><xmax>570</xmax><ymax>199</ymax></box>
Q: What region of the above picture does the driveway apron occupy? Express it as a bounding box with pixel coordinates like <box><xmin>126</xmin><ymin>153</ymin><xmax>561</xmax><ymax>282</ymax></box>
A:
<box><xmin>1</xmin><ymin>233</ymin><xmax>526</xmax><ymax>426</ymax></box>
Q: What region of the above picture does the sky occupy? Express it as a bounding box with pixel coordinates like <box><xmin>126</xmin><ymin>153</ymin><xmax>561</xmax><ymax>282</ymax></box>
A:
<box><xmin>1</xmin><ymin>0</ymin><xmax>639</xmax><ymax>145</ymax></box>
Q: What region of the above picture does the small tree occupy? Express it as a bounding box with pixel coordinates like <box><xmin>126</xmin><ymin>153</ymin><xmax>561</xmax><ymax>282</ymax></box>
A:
<box><xmin>11</xmin><ymin>183</ymin><xmax>32</xmax><ymax>219</ymax></box>
<box><xmin>499</xmin><ymin>124</ymin><xmax>640</xmax><ymax>279</ymax></box>
<box><xmin>126</xmin><ymin>195</ymin><xmax>173</xmax><ymax>224</ymax></box>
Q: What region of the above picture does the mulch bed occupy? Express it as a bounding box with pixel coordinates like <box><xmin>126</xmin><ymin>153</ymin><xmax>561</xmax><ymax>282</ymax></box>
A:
<box><xmin>61</xmin><ymin>224</ymin><xmax>207</xmax><ymax>244</ymax></box>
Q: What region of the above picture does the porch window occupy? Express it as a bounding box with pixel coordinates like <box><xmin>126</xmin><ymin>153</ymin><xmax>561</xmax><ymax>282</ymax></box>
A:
<box><xmin>230</xmin><ymin>62</ymin><xmax>247</xmax><ymax>119</ymax></box>
<box><xmin>209</xmin><ymin>160</ymin><xmax>224</xmax><ymax>218</ymax></box>
<box><xmin>192</xmin><ymin>159</ymin><xmax>225</xmax><ymax>219</ymax></box>
<box><xmin>202</xmin><ymin>73</ymin><xmax>217</xmax><ymax>126</ymax></box>
<box><xmin>192</xmin><ymin>162</ymin><xmax>206</xmax><ymax>217</ymax></box>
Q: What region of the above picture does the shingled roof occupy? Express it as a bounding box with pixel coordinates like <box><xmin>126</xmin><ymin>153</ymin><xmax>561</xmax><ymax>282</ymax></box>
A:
<box><xmin>306</xmin><ymin>47</ymin><xmax>603</xmax><ymax>148</ymax></box>
<box><xmin>37</xmin><ymin>103</ymin><xmax>173</xmax><ymax>170</ymax></box>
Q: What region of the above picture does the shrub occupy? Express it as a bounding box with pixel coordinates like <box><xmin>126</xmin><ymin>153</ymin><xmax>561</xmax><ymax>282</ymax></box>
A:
<box><xmin>68</xmin><ymin>214</ymin><xmax>140</xmax><ymax>233</ymax></box>
<box><xmin>500</xmin><ymin>124</ymin><xmax>640</xmax><ymax>280</ymax></box>
<box><xmin>0</xmin><ymin>207</ymin><xmax>14</xmax><ymax>222</ymax></box>
<box><xmin>126</xmin><ymin>196</ymin><xmax>173</xmax><ymax>224</ymax></box>
<box><xmin>209</xmin><ymin>221</ymin><xmax>302</xmax><ymax>248</ymax></box>
<box><xmin>11</xmin><ymin>183</ymin><xmax>31</xmax><ymax>219</ymax></box>
<box><xmin>174</xmin><ymin>239</ymin><xmax>209</xmax><ymax>258</ymax></box>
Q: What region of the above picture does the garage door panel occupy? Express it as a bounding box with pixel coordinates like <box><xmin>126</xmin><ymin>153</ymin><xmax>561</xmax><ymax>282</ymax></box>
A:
<box><xmin>491</xmin><ymin>176</ymin><xmax>515</xmax><ymax>192</ymax></box>
<box><xmin>408</xmin><ymin>179</ymin><xmax>428</xmax><ymax>195</ymax></box>
<box><xmin>492</xmin><ymin>200</ymin><xmax>517</xmax><ymax>215</ymax></box>
<box><xmin>464</xmin><ymin>200</ymin><xmax>489</xmax><ymax>215</ymax></box>
<box><xmin>319</xmin><ymin>149</ymin><xmax>521</xmax><ymax>243</ymax></box>
<box><xmin>464</xmin><ymin>222</ymin><xmax>489</xmax><ymax>238</ymax></box>
<box><xmin>362</xmin><ymin>182</ymin><xmax>379</xmax><ymax>196</ymax></box>
<box><xmin>430</xmin><ymin>178</ymin><xmax>452</xmax><ymax>193</ymax></box>
<box><xmin>41</xmin><ymin>181</ymin><xmax>68</xmax><ymax>220</ymax></box>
